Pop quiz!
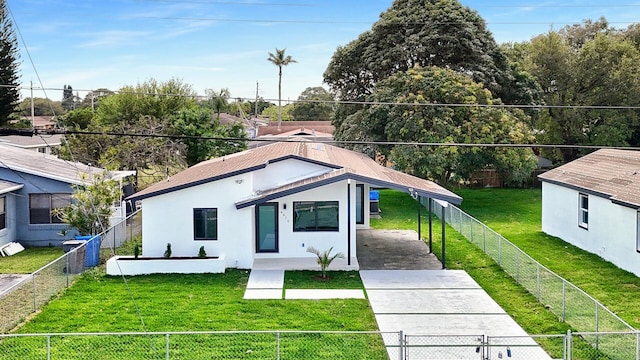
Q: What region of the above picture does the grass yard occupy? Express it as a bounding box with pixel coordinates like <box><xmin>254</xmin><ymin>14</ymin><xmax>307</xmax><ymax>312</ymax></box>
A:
<box><xmin>0</xmin><ymin>247</ymin><xmax>64</xmax><ymax>274</ymax></box>
<box><xmin>7</xmin><ymin>268</ymin><xmax>386</xmax><ymax>359</ymax></box>
<box><xmin>455</xmin><ymin>188</ymin><xmax>640</xmax><ymax>328</ymax></box>
<box><xmin>370</xmin><ymin>189</ymin><xmax>612</xmax><ymax>359</ymax></box>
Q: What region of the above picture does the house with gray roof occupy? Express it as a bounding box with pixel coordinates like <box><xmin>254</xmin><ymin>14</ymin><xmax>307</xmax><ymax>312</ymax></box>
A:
<box><xmin>121</xmin><ymin>141</ymin><xmax>461</xmax><ymax>274</ymax></box>
<box><xmin>0</xmin><ymin>144</ymin><xmax>134</xmax><ymax>248</ymax></box>
<box><xmin>538</xmin><ymin>149</ymin><xmax>640</xmax><ymax>276</ymax></box>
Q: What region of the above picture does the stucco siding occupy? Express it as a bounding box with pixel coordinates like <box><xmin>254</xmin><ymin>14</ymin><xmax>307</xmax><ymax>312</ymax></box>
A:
<box><xmin>140</xmin><ymin>175</ymin><xmax>254</xmax><ymax>268</ymax></box>
<box><xmin>542</xmin><ymin>181</ymin><xmax>640</xmax><ymax>276</ymax></box>
<box><xmin>252</xmin><ymin>158</ymin><xmax>331</xmax><ymax>192</ymax></box>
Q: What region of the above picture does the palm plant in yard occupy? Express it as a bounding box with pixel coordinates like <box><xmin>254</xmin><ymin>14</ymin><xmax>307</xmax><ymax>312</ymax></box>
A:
<box><xmin>306</xmin><ymin>246</ymin><xmax>344</xmax><ymax>279</ymax></box>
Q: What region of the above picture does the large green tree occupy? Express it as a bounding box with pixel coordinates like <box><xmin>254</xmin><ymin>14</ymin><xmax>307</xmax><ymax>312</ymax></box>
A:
<box><xmin>350</xmin><ymin>66</ymin><xmax>537</xmax><ymax>186</ymax></box>
<box><xmin>0</xmin><ymin>0</ymin><xmax>20</xmax><ymax>125</ymax></box>
<box><xmin>323</xmin><ymin>0</ymin><xmax>541</xmax><ymax>144</ymax></box>
<box><xmin>267</xmin><ymin>48</ymin><xmax>296</xmax><ymax>129</ymax></box>
<box><xmin>16</xmin><ymin>97</ymin><xmax>65</xmax><ymax>117</ymax></box>
<box><xmin>203</xmin><ymin>88</ymin><xmax>230</xmax><ymax>118</ymax></box>
<box><xmin>292</xmin><ymin>87</ymin><xmax>335</xmax><ymax>121</ymax></box>
<box><xmin>517</xmin><ymin>21</ymin><xmax>640</xmax><ymax>162</ymax></box>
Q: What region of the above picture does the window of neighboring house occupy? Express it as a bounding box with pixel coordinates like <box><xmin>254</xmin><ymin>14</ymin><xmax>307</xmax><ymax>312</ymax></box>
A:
<box><xmin>293</xmin><ymin>201</ymin><xmax>339</xmax><ymax>232</ymax></box>
<box><xmin>578</xmin><ymin>193</ymin><xmax>589</xmax><ymax>229</ymax></box>
<box><xmin>355</xmin><ymin>184</ymin><xmax>364</xmax><ymax>225</ymax></box>
<box><xmin>29</xmin><ymin>193</ymin><xmax>71</xmax><ymax>224</ymax></box>
<box><xmin>194</xmin><ymin>208</ymin><xmax>218</xmax><ymax>240</ymax></box>
<box><xmin>0</xmin><ymin>196</ymin><xmax>5</xmax><ymax>230</ymax></box>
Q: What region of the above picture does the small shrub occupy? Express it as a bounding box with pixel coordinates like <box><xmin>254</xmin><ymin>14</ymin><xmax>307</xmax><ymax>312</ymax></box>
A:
<box><xmin>163</xmin><ymin>243</ymin><xmax>172</xmax><ymax>258</ymax></box>
<box><xmin>198</xmin><ymin>246</ymin><xmax>207</xmax><ymax>258</ymax></box>
<box><xmin>134</xmin><ymin>244</ymin><xmax>140</xmax><ymax>259</ymax></box>
<box><xmin>306</xmin><ymin>246</ymin><xmax>345</xmax><ymax>279</ymax></box>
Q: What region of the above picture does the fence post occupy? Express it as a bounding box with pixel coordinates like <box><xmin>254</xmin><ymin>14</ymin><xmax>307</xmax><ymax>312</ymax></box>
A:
<box><xmin>562</xmin><ymin>281</ymin><xmax>566</xmax><ymax>322</ymax></box>
<box><xmin>536</xmin><ymin>263</ymin><xmax>541</xmax><ymax>301</ymax></box>
<box><xmin>47</xmin><ymin>335</ymin><xmax>51</xmax><ymax>360</ymax></box>
<box><xmin>166</xmin><ymin>333</ymin><xmax>170</xmax><ymax>360</ymax></box>
<box><xmin>516</xmin><ymin>250</ymin><xmax>520</xmax><ymax>282</ymax></box>
<box><xmin>33</xmin><ymin>274</ymin><xmax>37</xmax><ymax>312</ymax></box>
<box><xmin>498</xmin><ymin>237</ymin><xmax>502</xmax><ymax>266</ymax></box>
<box><xmin>399</xmin><ymin>330</ymin><xmax>404</xmax><ymax>360</ymax></box>
<box><xmin>636</xmin><ymin>332</ymin><xmax>639</xmax><ymax>360</ymax></box>
<box><xmin>482</xmin><ymin>225</ymin><xmax>486</xmax><ymax>253</ymax></box>
<box><xmin>65</xmin><ymin>254</ymin><xmax>70</xmax><ymax>288</ymax></box>
<box><xmin>276</xmin><ymin>331</ymin><xmax>280</xmax><ymax>360</ymax></box>
<box><xmin>566</xmin><ymin>330</ymin><xmax>572</xmax><ymax>360</ymax></box>
<box><xmin>595</xmin><ymin>302</ymin><xmax>599</xmax><ymax>349</ymax></box>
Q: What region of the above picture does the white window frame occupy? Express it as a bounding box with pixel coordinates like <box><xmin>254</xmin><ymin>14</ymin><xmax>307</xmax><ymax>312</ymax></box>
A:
<box><xmin>578</xmin><ymin>193</ymin><xmax>589</xmax><ymax>229</ymax></box>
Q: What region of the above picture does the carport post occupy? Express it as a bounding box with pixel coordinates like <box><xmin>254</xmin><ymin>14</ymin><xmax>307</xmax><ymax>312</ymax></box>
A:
<box><xmin>441</xmin><ymin>205</ymin><xmax>446</xmax><ymax>269</ymax></box>
<box><xmin>428</xmin><ymin>198</ymin><xmax>433</xmax><ymax>253</ymax></box>
<box><xmin>347</xmin><ymin>180</ymin><xmax>351</xmax><ymax>266</ymax></box>
<box><xmin>417</xmin><ymin>195</ymin><xmax>421</xmax><ymax>241</ymax></box>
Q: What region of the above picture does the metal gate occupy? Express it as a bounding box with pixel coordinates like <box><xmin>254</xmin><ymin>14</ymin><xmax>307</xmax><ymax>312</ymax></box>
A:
<box><xmin>404</xmin><ymin>334</ymin><xmax>485</xmax><ymax>360</ymax></box>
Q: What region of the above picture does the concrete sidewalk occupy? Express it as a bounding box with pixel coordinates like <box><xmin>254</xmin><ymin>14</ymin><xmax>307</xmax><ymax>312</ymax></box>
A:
<box><xmin>361</xmin><ymin>270</ymin><xmax>552</xmax><ymax>360</ymax></box>
<box><xmin>243</xmin><ymin>270</ymin><xmax>366</xmax><ymax>300</ymax></box>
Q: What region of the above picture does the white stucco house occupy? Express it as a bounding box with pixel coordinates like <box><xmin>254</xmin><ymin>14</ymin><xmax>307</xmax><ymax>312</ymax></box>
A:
<box><xmin>117</xmin><ymin>141</ymin><xmax>461</xmax><ymax>274</ymax></box>
<box><xmin>538</xmin><ymin>149</ymin><xmax>640</xmax><ymax>277</ymax></box>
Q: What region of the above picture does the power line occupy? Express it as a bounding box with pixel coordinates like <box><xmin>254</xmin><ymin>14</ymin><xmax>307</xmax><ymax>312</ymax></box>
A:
<box><xmin>16</xmin><ymin>128</ymin><xmax>640</xmax><ymax>151</ymax></box>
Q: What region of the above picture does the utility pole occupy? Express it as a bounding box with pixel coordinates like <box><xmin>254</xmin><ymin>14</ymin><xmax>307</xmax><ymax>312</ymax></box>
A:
<box><xmin>30</xmin><ymin>81</ymin><xmax>34</xmax><ymax>127</ymax></box>
<box><xmin>254</xmin><ymin>81</ymin><xmax>259</xmax><ymax>118</ymax></box>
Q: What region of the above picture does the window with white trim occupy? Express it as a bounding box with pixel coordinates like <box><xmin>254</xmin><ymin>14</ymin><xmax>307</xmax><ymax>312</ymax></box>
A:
<box><xmin>0</xmin><ymin>196</ymin><xmax>5</xmax><ymax>230</ymax></box>
<box><xmin>29</xmin><ymin>193</ymin><xmax>71</xmax><ymax>224</ymax></box>
<box><xmin>293</xmin><ymin>201</ymin><xmax>339</xmax><ymax>232</ymax></box>
<box><xmin>578</xmin><ymin>193</ymin><xmax>589</xmax><ymax>229</ymax></box>
<box><xmin>194</xmin><ymin>208</ymin><xmax>218</xmax><ymax>240</ymax></box>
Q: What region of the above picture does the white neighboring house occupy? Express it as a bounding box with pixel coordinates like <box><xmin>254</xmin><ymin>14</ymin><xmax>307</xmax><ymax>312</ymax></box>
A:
<box><xmin>538</xmin><ymin>149</ymin><xmax>640</xmax><ymax>277</ymax></box>
<box><xmin>124</xmin><ymin>142</ymin><xmax>461</xmax><ymax>273</ymax></box>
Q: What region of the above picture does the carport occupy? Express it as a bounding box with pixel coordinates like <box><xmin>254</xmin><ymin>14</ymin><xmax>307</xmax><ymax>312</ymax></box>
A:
<box><xmin>356</xmin><ymin>229</ymin><xmax>442</xmax><ymax>270</ymax></box>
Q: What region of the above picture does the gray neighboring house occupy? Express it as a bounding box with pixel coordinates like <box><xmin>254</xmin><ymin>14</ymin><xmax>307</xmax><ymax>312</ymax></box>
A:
<box><xmin>0</xmin><ymin>144</ymin><xmax>134</xmax><ymax>248</ymax></box>
<box><xmin>0</xmin><ymin>134</ymin><xmax>64</xmax><ymax>155</ymax></box>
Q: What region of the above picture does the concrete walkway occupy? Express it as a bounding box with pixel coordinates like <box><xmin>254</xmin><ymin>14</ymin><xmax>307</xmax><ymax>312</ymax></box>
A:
<box><xmin>361</xmin><ymin>270</ymin><xmax>552</xmax><ymax>360</ymax></box>
<box><xmin>357</xmin><ymin>229</ymin><xmax>442</xmax><ymax>270</ymax></box>
<box><xmin>0</xmin><ymin>274</ymin><xmax>29</xmax><ymax>298</ymax></box>
<box><xmin>243</xmin><ymin>270</ymin><xmax>366</xmax><ymax>300</ymax></box>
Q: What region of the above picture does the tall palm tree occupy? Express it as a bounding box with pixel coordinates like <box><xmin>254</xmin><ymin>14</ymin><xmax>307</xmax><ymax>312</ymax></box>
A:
<box><xmin>267</xmin><ymin>48</ymin><xmax>296</xmax><ymax>130</ymax></box>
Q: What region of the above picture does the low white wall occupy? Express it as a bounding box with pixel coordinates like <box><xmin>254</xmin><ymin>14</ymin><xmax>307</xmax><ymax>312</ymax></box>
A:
<box><xmin>105</xmin><ymin>255</ymin><xmax>226</xmax><ymax>275</ymax></box>
<box><xmin>542</xmin><ymin>182</ymin><xmax>640</xmax><ymax>276</ymax></box>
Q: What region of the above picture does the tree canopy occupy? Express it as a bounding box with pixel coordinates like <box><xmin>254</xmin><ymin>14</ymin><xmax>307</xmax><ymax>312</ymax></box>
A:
<box><xmin>0</xmin><ymin>0</ymin><xmax>20</xmax><ymax>125</ymax></box>
<box><xmin>292</xmin><ymin>87</ymin><xmax>335</xmax><ymax>121</ymax></box>
<box><xmin>508</xmin><ymin>19</ymin><xmax>640</xmax><ymax>162</ymax></box>
<box><xmin>348</xmin><ymin>66</ymin><xmax>537</xmax><ymax>186</ymax></box>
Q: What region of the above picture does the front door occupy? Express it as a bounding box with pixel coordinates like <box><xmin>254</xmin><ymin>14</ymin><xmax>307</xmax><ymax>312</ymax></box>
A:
<box><xmin>256</xmin><ymin>203</ymin><xmax>278</xmax><ymax>253</ymax></box>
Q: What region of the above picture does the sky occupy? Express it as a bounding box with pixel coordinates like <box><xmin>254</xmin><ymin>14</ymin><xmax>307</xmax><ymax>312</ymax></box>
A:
<box><xmin>10</xmin><ymin>0</ymin><xmax>640</xmax><ymax>105</ymax></box>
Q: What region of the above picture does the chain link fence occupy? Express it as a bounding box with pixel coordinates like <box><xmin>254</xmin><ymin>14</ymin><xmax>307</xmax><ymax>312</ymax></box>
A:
<box><xmin>0</xmin><ymin>331</ymin><xmax>396</xmax><ymax>359</ymax></box>
<box><xmin>2</xmin><ymin>330</ymin><xmax>639</xmax><ymax>359</ymax></box>
<box><xmin>0</xmin><ymin>210</ymin><xmax>141</xmax><ymax>334</ymax></box>
<box><xmin>426</xmin><ymin>199</ymin><xmax>635</xmax><ymax>357</ymax></box>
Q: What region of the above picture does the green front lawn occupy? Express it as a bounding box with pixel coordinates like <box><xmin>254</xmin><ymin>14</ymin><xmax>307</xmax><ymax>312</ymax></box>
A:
<box><xmin>456</xmin><ymin>188</ymin><xmax>640</xmax><ymax>328</ymax></box>
<box><xmin>9</xmin><ymin>269</ymin><xmax>385</xmax><ymax>359</ymax></box>
<box><xmin>0</xmin><ymin>247</ymin><xmax>64</xmax><ymax>274</ymax></box>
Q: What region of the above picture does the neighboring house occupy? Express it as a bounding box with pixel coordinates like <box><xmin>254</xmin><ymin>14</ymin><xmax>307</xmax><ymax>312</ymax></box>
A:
<box><xmin>538</xmin><ymin>149</ymin><xmax>640</xmax><ymax>276</ymax></box>
<box><xmin>0</xmin><ymin>144</ymin><xmax>134</xmax><ymax>247</ymax></box>
<box><xmin>250</xmin><ymin>127</ymin><xmax>334</xmax><ymax>148</ymax></box>
<box><xmin>0</xmin><ymin>134</ymin><xmax>64</xmax><ymax>155</ymax></box>
<box><xmin>256</xmin><ymin>121</ymin><xmax>334</xmax><ymax>137</ymax></box>
<box><xmin>127</xmin><ymin>142</ymin><xmax>462</xmax><ymax>270</ymax></box>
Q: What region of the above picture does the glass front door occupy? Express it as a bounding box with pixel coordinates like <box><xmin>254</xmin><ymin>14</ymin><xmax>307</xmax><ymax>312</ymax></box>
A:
<box><xmin>256</xmin><ymin>203</ymin><xmax>278</xmax><ymax>253</ymax></box>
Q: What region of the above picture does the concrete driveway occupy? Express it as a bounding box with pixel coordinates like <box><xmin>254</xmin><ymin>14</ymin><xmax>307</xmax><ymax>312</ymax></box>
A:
<box><xmin>357</xmin><ymin>229</ymin><xmax>442</xmax><ymax>270</ymax></box>
<box><xmin>360</xmin><ymin>270</ymin><xmax>552</xmax><ymax>359</ymax></box>
<box><xmin>0</xmin><ymin>274</ymin><xmax>29</xmax><ymax>297</ymax></box>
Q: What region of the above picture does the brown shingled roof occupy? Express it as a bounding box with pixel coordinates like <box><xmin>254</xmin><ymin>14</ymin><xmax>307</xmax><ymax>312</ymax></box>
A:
<box><xmin>129</xmin><ymin>142</ymin><xmax>462</xmax><ymax>205</ymax></box>
<box><xmin>538</xmin><ymin>149</ymin><xmax>640</xmax><ymax>207</ymax></box>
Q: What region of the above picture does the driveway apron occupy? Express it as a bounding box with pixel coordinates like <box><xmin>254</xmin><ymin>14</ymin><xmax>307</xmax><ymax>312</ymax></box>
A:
<box><xmin>361</xmin><ymin>270</ymin><xmax>552</xmax><ymax>360</ymax></box>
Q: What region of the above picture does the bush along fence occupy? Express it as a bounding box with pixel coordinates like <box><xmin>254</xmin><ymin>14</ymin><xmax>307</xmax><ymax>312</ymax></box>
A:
<box><xmin>425</xmin><ymin>198</ymin><xmax>636</xmax><ymax>358</ymax></box>
<box><xmin>0</xmin><ymin>210</ymin><xmax>141</xmax><ymax>334</ymax></box>
<box><xmin>1</xmin><ymin>330</ymin><xmax>640</xmax><ymax>359</ymax></box>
